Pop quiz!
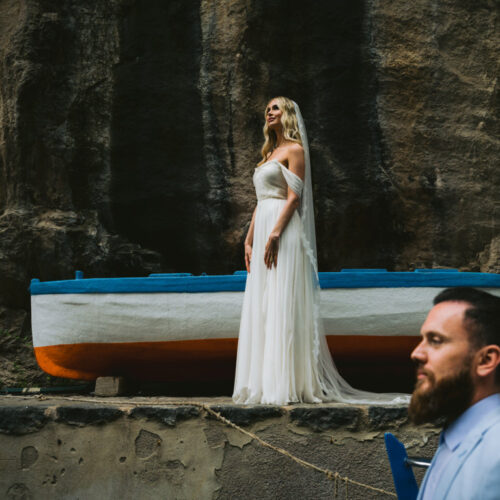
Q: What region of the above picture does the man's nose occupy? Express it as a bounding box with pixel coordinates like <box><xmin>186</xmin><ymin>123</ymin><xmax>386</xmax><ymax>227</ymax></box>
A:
<box><xmin>411</xmin><ymin>340</ymin><xmax>426</xmax><ymax>362</ymax></box>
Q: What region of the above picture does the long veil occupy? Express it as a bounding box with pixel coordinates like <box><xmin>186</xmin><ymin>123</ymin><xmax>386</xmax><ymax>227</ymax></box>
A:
<box><xmin>293</xmin><ymin>101</ymin><xmax>410</xmax><ymax>404</ymax></box>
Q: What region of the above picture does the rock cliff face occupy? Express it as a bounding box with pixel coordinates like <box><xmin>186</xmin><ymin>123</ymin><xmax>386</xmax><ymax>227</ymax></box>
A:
<box><xmin>0</xmin><ymin>0</ymin><xmax>498</xmax><ymax>384</ymax></box>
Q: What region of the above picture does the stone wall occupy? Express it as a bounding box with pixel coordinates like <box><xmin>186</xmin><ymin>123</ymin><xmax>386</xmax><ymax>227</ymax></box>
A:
<box><xmin>0</xmin><ymin>396</ymin><xmax>439</xmax><ymax>499</ymax></box>
<box><xmin>0</xmin><ymin>0</ymin><xmax>498</xmax><ymax>385</ymax></box>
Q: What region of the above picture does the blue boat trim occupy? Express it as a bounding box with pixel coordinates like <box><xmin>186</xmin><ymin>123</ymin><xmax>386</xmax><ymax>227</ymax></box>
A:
<box><xmin>340</xmin><ymin>268</ymin><xmax>389</xmax><ymax>273</ymax></box>
<box><xmin>414</xmin><ymin>268</ymin><xmax>459</xmax><ymax>273</ymax></box>
<box><xmin>29</xmin><ymin>270</ymin><xmax>500</xmax><ymax>295</ymax></box>
<box><xmin>148</xmin><ymin>273</ymin><xmax>193</xmax><ymax>278</ymax></box>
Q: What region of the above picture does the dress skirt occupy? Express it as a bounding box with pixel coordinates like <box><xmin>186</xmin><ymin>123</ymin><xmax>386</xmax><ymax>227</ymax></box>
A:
<box><xmin>232</xmin><ymin>198</ymin><xmax>323</xmax><ymax>405</ymax></box>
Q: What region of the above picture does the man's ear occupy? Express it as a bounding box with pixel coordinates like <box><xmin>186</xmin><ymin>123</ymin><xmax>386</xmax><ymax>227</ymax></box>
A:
<box><xmin>476</xmin><ymin>345</ymin><xmax>500</xmax><ymax>378</ymax></box>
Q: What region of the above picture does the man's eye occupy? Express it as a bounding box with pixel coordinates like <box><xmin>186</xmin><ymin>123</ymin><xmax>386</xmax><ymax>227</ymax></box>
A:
<box><xmin>429</xmin><ymin>336</ymin><xmax>442</xmax><ymax>345</ymax></box>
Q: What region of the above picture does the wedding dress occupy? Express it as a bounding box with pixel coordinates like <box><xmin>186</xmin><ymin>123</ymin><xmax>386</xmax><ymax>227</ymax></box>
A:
<box><xmin>232</xmin><ymin>102</ymin><xmax>409</xmax><ymax>405</ymax></box>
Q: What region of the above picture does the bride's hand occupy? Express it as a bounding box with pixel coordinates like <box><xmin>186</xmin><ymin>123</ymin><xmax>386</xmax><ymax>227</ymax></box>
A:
<box><xmin>264</xmin><ymin>232</ymin><xmax>279</xmax><ymax>269</ymax></box>
<box><xmin>244</xmin><ymin>243</ymin><xmax>252</xmax><ymax>273</ymax></box>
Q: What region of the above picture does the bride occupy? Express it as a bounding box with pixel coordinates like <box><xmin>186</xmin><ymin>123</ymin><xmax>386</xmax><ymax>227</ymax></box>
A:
<box><xmin>232</xmin><ymin>96</ymin><xmax>409</xmax><ymax>405</ymax></box>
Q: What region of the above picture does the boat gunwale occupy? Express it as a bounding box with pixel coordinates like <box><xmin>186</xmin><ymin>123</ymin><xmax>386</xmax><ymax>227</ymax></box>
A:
<box><xmin>30</xmin><ymin>270</ymin><xmax>500</xmax><ymax>295</ymax></box>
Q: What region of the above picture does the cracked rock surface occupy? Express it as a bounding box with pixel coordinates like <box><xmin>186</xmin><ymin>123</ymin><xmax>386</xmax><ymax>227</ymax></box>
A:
<box><xmin>0</xmin><ymin>1</ymin><xmax>498</xmax><ymax>386</ymax></box>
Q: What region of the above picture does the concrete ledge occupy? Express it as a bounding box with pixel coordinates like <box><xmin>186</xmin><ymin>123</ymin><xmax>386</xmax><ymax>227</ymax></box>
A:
<box><xmin>0</xmin><ymin>396</ymin><xmax>439</xmax><ymax>499</ymax></box>
<box><xmin>55</xmin><ymin>406</ymin><xmax>124</xmax><ymax>427</ymax></box>
<box><xmin>0</xmin><ymin>396</ymin><xmax>411</xmax><ymax>434</ymax></box>
<box><xmin>129</xmin><ymin>406</ymin><xmax>201</xmax><ymax>427</ymax></box>
<box><xmin>290</xmin><ymin>406</ymin><xmax>363</xmax><ymax>431</ymax></box>
<box><xmin>0</xmin><ymin>406</ymin><xmax>49</xmax><ymax>435</ymax></box>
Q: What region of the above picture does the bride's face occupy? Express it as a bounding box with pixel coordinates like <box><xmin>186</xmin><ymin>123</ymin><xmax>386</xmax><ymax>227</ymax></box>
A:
<box><xmin>266</xmin><ymin>99</ymin><xmax>282</xmax><ymax>129</ymax></box>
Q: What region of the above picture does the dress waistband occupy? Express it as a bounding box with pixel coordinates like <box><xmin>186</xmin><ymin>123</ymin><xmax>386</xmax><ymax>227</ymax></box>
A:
<box><xmin>257</xmin><ymin>195</ymin><xmax>287</xmax><ymax>202</ymax></box>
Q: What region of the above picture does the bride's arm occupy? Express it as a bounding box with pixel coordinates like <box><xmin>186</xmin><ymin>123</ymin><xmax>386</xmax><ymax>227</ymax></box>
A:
<box><xmin>245</xmin><ymin>206</ymin><xmax>257</xmax><ymax>272</ymax></box>
<box><xmin>264</xmin><ymin>145</ymin><xmax>305</xmax><ymax>269</ymax></box>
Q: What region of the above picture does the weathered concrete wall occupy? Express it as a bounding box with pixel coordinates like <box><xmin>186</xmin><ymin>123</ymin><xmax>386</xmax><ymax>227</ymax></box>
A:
<box><xmin>0</xmin><ymin>396</ymin><xmax>439</xmax><ymax>499</ymax></box>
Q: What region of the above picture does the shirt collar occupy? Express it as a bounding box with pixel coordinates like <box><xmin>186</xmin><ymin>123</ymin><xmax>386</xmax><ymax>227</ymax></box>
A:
<box><xmin>443</xmin><ymin>393</ymin><xmax>500</xmax><ymax>451</ymax></box>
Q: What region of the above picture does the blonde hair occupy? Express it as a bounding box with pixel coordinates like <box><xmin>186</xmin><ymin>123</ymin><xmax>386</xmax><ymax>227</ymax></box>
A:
<box><xmin>260</xmin><ymin>96</ymin><xmax>302</xmax><ymax>163</ymax></box>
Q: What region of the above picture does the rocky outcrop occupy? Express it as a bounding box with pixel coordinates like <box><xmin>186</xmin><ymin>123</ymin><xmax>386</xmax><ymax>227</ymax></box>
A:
<box><xmin>0</xmin><ymin>0</ymin><xmax>498</xmax><ymax>384</ymax></box>
<box><xmin>371</xmin><ymin>0</ymin><xmax>499</xmax><ymax>271</ymax></box>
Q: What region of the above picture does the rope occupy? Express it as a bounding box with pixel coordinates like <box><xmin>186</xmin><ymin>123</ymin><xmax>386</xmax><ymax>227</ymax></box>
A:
<box><xmin>33</xmin><ymin>395</ymin><xmax>397</xmax><ymax>498</ymax></box>
<box><xmin>200</xmin><ymin>404</ymin><xmax>396</xmax><ymax>498</ymax></box>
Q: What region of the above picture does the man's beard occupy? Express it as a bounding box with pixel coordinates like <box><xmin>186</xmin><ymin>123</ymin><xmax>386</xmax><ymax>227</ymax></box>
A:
<box><xmin>408</xmin><ymin>361</ymin><xmax>475</xmax><ymax>425</ymax></box>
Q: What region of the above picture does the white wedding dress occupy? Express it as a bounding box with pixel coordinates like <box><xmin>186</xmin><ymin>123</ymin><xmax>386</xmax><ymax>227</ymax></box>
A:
<box><xmin>232</xmin><ymin>159</ymin><xmax>322</xmax><ymax>404</ymax></box>
<box><xmin>232</xmin><ymin>159</ymin><xmax>410</xmax><ymax>406</ymax></box>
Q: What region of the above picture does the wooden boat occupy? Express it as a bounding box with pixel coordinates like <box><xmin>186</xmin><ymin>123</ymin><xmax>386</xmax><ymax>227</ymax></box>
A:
<box><xmin>30</xmin><ymin>269</ymin><xmax>500</xmax><ymax>390</ymax></box>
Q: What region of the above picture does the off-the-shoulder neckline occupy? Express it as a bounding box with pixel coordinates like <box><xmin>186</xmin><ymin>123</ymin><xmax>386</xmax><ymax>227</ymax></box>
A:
<box><xmin>254</xmin><ymin>159</ymin><xmax>304</xmax><ymax>182</ymax></box>
<box><xmin>255</xmin><ymin>159</ymin><xmax>287</xmax><ymax>170</ymax></box>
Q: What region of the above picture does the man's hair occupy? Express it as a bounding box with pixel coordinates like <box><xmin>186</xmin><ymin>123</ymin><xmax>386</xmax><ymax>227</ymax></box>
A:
<box><xmin>433</xmin><ymin>287</ymin><xmax>500</xmax><ymax>383</ymax></box>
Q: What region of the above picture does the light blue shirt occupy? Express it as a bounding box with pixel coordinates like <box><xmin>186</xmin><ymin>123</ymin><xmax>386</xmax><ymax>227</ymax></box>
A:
<box><xmin>421</xmin><ymin>393</ymin><xmax>500</xmax><ymax>500</ymax></box>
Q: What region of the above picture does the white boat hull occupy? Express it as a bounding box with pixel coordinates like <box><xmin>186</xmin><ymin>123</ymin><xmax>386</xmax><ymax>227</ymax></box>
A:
<box><xmin>33</xmin><ymin>287</ymin><xmax>491</xmax><ymax>348</ymax></box>
<box><xmin>30</xmin><ymin>270</ymin><xmax>500</xmax><ymax>382</ymax></box>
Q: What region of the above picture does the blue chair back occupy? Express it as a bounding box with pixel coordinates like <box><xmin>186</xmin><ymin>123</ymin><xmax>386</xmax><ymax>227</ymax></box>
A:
<box><xmin>384</xmin><ymin>432</ymin><xmax>420</xmax><ymax>500</ymax></box>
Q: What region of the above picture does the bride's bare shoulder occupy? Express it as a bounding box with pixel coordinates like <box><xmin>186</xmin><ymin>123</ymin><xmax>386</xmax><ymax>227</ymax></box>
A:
<box><xmin>287</xmin><ymin>142</ymin><xmax>304</xmax><ymax>159</ymax></box>
<box><xmin>285</xmin><ymin>142</ymin><xmax>303</xmax><ymax>155</ymax></box>
<box><xmin>289</xmin><ymin>142</ymin><xmax>304</xmax><ymax>152</ymax></box>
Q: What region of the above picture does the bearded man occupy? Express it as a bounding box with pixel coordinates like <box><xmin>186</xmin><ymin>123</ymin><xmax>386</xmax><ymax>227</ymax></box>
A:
<box><xmin>409</xmin><ymin>287</ymin><xmax>500</xmax><ymax>500</ymax></box>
